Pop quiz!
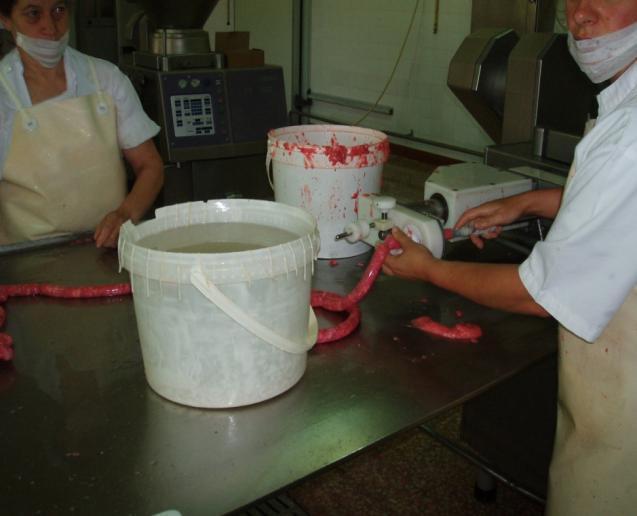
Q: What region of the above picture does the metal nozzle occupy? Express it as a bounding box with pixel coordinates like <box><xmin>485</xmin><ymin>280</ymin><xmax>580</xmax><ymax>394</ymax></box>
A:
<box><xmin>334</xmin><ymin>231</ymin><xmax>352</xmax><ymax>241</ymax></box>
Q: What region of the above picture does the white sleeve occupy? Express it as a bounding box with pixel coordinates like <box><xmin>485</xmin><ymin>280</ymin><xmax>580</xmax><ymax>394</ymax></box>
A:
<box><xmin>99</xmin><ymin>62</ymin><xmax>160</xmax><ymax>150</ymax></box>
<box><xmin>519</xmin><ymin>111</ymin><xmax>637</xmax><ymax>342</ymax></box>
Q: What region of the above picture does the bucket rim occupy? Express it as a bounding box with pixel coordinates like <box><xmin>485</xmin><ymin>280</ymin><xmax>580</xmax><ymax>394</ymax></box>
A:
<box><xmin>121</xmin><ymin>199</ymin><xmax>317</xmax><ymax>257</ymax></box>
<box><xmin>118</xmin><ymin>199</ymin><xmax>321</xmax><ymax>284</ymax></box>
<box><xmin>266</xmin><ymin>124</ymin><xmax>390</xmax><ymax>169</ymax></box>
<box><xmin>267</xmin><ymin>124</ymin><xmax>389</xmax><ymax>146</ymax></box>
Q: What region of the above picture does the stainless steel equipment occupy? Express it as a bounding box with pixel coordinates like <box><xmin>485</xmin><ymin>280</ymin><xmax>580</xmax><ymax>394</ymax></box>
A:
<box><xmin>336</xmin><ymin>165</ymin><xmax>539</xmax><ymax>256</ymax></box>
<box><xmin>447</xmin><ymin>28</ymin><xmax>519</xmax><ymax>144</ymax></box>
<box><xmin>448</xmin><ymin>30</ymin><xmax>599</xmax><ymax>175</ymax></box>
<box><xmin>471</xmin><ymin>0</ymin><xmax>559</xmax><ymax>35</ymax></box>
<box><xmin>422</xmin><ymin>163</ymin><xmax>534</xmax><ymax>225</ymax></box>
<box><xmin>337</xmin><ymin>194</ymin><xmax>445</xmax><ymax>258</ymax></box>
<box><xmin>131</xmin><ymin>0</ymin><xmax>222</xmax><ymax>71</ymax></box>
<box><xmin>117</xmin><ymin>0</ymin><xmax>288</xmax><ymax>202</ymax></box>
<box><xmin>0</xmin><ymin>237</ymin><xmax>556</xmax><ymax>515</ymax></box>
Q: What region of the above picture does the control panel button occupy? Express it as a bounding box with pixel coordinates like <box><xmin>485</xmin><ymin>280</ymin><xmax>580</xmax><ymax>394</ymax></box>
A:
<box><xmin>170</xmin><ymin>93</ymin><xmax>215</xmax><ymax>138</ymax></box>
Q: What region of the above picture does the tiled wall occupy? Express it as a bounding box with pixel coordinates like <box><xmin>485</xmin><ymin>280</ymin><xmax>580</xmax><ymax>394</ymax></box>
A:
<box><xmin>204</xmin><ymin>0</ymin><xmax>294</xmax><ymax>114</ymax></box>
<box><xmin>308</xmin><ymin>0</ymin><xmax>492</xmax><ymax>154</ymax></box>
<box><xmin>206</xmin><ymin>0</ymin><xmax>493</xmax><ymax>157</ymax></box>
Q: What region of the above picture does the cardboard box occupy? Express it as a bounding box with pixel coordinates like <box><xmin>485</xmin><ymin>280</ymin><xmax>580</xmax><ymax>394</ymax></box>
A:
<box><xmin>225</xmin><ymin>48</ymin><xmax>265</xmax><ymax>68</ymax></box>
<box><xmin>215</xmin><ymin>31</ymin><xmax>249</xmax><ymax>52</ymax></box>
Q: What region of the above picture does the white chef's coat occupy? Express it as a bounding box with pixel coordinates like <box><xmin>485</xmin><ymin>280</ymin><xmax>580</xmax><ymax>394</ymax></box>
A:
<box><xmin>0</xmin><ymin>46</ymin><xmax>160</xmax><ymax>179</ymax></box>
<box><xmin>519</xmin><ymin>61</ymin><xmax>637</xmax><ymax>343</ymax></box>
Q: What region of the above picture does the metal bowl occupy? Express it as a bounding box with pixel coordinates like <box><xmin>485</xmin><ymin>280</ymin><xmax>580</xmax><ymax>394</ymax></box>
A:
<box><xmin>135</xmin><ymin>0</ymin><xmax>221</xmax><ymax>29</ymax></box>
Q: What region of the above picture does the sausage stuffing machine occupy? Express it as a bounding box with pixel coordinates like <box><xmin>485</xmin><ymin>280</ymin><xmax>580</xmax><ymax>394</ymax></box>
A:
<box><xmin>117</xmin><ymin>0</ymin><xmax>288</xmax><ymax>203</ymax></box>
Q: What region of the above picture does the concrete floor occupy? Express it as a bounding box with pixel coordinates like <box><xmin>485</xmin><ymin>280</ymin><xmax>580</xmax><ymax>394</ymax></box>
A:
<box><xmin>286</xmin><ymin>407</ymin><xmax>544</xmax><ymax>515</ymax></box>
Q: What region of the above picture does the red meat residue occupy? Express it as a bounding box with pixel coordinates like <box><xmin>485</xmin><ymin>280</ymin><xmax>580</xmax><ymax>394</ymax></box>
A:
<box><xmin>269</xmin><ymin>130</ymin><xmax>389</xmax><ymax>169</ymax></box>
<box><xmin>0</xmin><ymin>283</ymin><xmax>132</xmax><ymax>361</ymax></box>
<box><xmin>312</xmin><ymin>236</ymin><xmax>400</xmax><ymax>343</ymax></box>
<box><xmin>411</xmin><ymin>316</ymin><xmax>482</xmax><ymax>343</ymax></box>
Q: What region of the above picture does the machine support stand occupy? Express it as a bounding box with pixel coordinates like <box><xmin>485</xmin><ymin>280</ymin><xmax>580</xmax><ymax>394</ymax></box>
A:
<box><xmin>474</xmin><ymin>468</ymin><xmax>497</xmax><ymax>503</ymax></box>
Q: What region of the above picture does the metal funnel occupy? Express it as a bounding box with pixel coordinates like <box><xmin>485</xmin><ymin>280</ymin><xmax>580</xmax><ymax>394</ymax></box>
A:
<box><xmin>135</xmin><ymin>0</ymin><xmax>221</xmax><ymax>29</ymax></box>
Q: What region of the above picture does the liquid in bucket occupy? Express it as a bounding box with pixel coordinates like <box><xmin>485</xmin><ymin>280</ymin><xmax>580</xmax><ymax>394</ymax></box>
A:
<box><xmin>137</xmin><ymin>222</ymin><xmax>298</xmax><ymax>253</ymax></box>
<box><xmin>119</xmin><ymin>200</ymin><xmax>320</xmax><ymax>409</ymax></box>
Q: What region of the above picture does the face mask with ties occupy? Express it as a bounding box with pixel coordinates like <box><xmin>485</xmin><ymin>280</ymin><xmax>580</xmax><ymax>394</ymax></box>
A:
<box><xmin>15</xmin><ymin>30</ymin><xmax>69</xmax><ymax>68</ymax></box>
<box><xmin>568</xmin><ymin>21</ymin><xmax>637</xmax><ymax>84</ymax></box>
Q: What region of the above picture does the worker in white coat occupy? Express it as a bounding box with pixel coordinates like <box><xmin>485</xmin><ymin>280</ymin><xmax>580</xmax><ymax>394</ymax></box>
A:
<box><xmin>383</xmin><ymin>1</ymin><xmax>637</xmax><ymax>514</ymax></box>
<box><xmin>0</xmin><ymin>0</ymin><xmax>163</xmax><ymax>247</ymax></box>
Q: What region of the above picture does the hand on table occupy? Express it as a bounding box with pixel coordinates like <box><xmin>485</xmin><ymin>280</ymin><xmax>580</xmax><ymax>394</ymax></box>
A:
<box><xmin>94</xmin><ymin>209</ymin><xmax>128</xmax><ymax>248</ymax></box>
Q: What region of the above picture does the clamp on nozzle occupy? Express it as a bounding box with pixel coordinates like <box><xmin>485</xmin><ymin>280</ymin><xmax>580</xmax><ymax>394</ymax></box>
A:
<box><xmin>335</xmin><ymin>221</ymin><xmax>374</xmax><ymax>243</ymax></box>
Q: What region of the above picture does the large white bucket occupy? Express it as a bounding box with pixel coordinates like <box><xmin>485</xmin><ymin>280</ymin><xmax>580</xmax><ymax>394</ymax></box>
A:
<box><xmin>118</xmin><ymin>199</ymin><xmax>320</xmax><ymax>408</ymax></box>
<box><xmin>267</xmin><ymin>125</ymin><xmax>389</xmax><ymax>259</ymax></box>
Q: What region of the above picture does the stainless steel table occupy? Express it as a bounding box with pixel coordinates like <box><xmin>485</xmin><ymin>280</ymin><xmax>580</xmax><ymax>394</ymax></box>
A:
<box><xmin>0</xmin><ymin>241</ymin><xmax>556</xmax><ymax>515</ymax></box>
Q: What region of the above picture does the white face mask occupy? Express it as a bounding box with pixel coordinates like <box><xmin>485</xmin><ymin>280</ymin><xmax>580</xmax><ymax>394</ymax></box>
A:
<box><xmin>15</xmin><ymin>31</ymin><xmax>69</xmax><ymax>68</ymax></box>
<box><xmin>568</xmin><ymin>21</ymin><xmax>637</xmax><ymax>83</ymax></box>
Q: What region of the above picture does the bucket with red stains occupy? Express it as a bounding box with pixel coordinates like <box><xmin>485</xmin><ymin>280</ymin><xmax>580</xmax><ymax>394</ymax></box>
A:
<box><xmin>118</xmin><ymin>199</ymin><xmax>320</xmax><ymax>408</ymax></box>
<box><xmin>267</xmin><ymin>125</ymin><xmax>389</xmax><ymax>259</ymax></box>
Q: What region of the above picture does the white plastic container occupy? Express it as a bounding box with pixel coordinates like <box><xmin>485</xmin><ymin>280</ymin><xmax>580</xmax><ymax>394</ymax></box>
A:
<box><xmin>118</xmin><ymin>199</ymin><xmax>320</xmax><ymax>408</ymax></box>
<box><xmin>267</xmin><ymin>124</ymin><xmax>389</xmax><ymax>259</ymax></box>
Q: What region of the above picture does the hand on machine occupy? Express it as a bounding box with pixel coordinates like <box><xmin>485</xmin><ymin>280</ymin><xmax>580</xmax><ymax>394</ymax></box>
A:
<box><xmin>334</xmin><ymin>195</ymin><xmax>445</xmax><ymax>258</ymax></box>
<box><xmin>334</xmin><ymin>164</ymin><xmax>536</xmax><ymax>257</ymax></box>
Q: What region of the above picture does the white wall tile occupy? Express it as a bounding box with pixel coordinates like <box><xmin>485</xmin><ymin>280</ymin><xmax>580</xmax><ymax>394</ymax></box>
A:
<box><xmin>309</xmin><ymin>0</ymin><xmax>491</xmax><ymax>153</ymax></box>
<box><xmin>213</xmin><ymin>0</ymin><xmax>494</xmax><ymax>154</ymax></box>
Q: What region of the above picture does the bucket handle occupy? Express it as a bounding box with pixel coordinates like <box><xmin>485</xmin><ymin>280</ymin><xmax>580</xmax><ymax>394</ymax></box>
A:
<box><xmin>190</xmin><ymin>266</ymin><xmax>317</xmax><ymax>354</ymax></box>
<box><xmin>265</xmin><ymin>148</ymin><xmax>274</xmax><ymax>191</ymax></box>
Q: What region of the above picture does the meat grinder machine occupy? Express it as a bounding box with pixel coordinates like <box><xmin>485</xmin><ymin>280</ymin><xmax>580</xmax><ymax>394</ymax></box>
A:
<box><xmin>117</xmin><ymin>0</ymin><xmax>288</xmax><ymax>203</ymax></box>
<box><xmin>338</xmin><ymin>163</ymin><xmax>536</xmax><ymax>256</ymax></box>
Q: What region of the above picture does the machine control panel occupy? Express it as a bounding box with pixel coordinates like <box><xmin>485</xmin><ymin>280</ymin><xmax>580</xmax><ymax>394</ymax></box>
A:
<box><xmin>161</xmin><ymin>71</ymin><xmax>231</xmax><ymax>148</ymax></box>
<box><xmin>137</xmin><ymin>66</ymin><xmax>287</xmax><ymax>162</ymax></box>
<box><xmin>170</xmin><ymin>94</ymin><xmax>215</xmax><ymax>137</ymax></box>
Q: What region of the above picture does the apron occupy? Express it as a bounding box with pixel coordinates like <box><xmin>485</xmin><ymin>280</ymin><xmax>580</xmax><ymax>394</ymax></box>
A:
<box><xmin>546</xmin><ymin>154</ymin><xmax>637</xmax><ymax>514</ymax></box>
<box><xmin>0</xmin><ymin>57</ymin><xmax>126</xmax><ymax>244</ymax></box>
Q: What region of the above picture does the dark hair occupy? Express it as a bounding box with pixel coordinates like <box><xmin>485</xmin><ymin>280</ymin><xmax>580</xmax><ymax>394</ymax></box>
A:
<box><xmin>0</xmin><ymin>1</ymin><xmax>17</xmax><ymax>19</ymax></box>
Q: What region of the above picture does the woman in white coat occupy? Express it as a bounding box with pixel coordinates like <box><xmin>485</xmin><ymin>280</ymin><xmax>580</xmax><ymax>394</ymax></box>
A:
<box><xmin>0</xmin><ymin>0</ymin><xmax>163</xmax><ymax>247</ymax></box>
<box><xmin>383</xmin><ymin>1</ymin><xmax>637</xmax><ymax>514</ymax></box>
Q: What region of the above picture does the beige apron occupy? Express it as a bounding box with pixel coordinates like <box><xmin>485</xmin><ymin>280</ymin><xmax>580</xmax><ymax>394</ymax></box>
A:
<box><xmin>546</xmin><ymin>156</ymin><xmax>637</xmax><ymax>514</ymax></box>
<box><xmin>0</xmin><ymin>57</ymin><xmax>126</xmax><ymax>244</ymax></box>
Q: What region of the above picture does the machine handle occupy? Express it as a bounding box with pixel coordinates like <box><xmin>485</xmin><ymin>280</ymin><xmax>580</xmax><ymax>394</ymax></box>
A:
<box><xmin>190</xmin><ymin>265</ymin><xmax>317</xmax><ymax>354</ymax></box>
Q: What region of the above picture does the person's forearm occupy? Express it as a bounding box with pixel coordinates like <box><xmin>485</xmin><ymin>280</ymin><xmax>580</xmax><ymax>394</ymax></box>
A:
<box><xmin>426</xmin><ymin>259</ymin><xmax>549</xmax><ymax>317</ymax></box>
<box><xmin>119</xmin><ymin>165</ymin><xmax>164</xmax><ymax>223</ymax></box>
<box><xmin>517</xmin><ymin>188</ymin><xmax>563</xmax><ymax>220</ymax></box>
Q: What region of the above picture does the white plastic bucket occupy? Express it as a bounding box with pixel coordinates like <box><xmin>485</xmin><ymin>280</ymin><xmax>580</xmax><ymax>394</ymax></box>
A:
<box><xmin>118</xmin><ymin>199</ymin><xmax>320</xmax><ymax>408</ymax></box>
<box><xmin>267</xmin><ymin>125</ymin><xmax>389</xmax><ymax>259</ymax></box>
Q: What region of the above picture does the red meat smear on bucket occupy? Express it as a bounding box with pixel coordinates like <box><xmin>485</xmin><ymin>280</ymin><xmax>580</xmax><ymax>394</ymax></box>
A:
<box><xmin>278</xmin><ymin>134</ymin><xmax>389</xmax><ymax>169</ymax></box>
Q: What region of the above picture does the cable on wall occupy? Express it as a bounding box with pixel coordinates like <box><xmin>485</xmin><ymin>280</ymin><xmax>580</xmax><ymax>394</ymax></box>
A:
<box><xmin>353</xmin><ymin>0</ymin><xmax>422</xmax><ymax>126</ymax></box>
